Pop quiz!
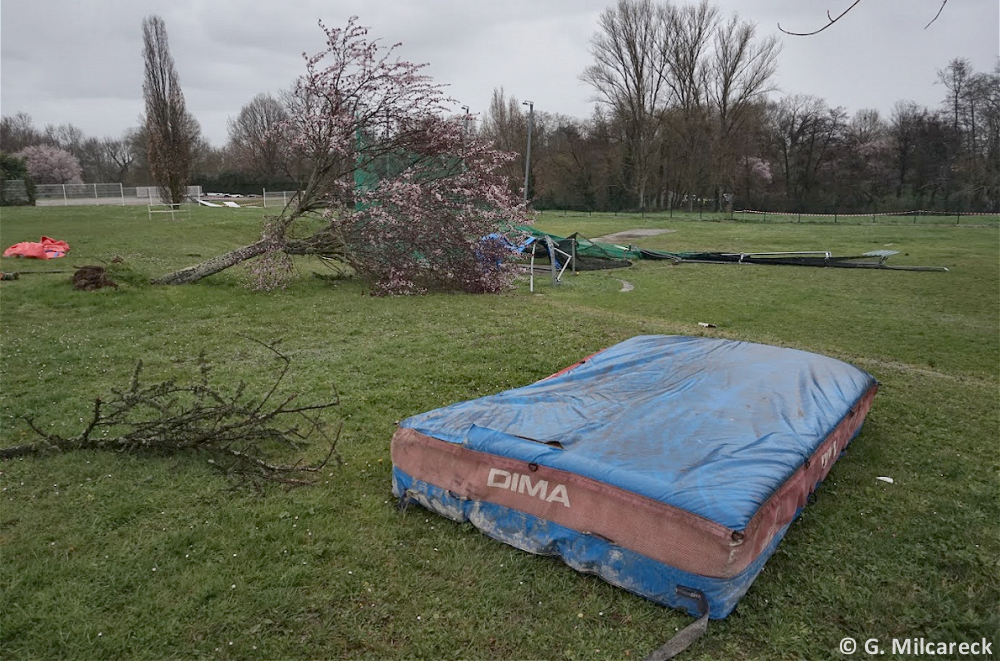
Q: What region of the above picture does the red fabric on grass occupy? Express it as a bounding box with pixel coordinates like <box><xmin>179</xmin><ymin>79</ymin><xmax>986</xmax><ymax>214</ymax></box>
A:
<box><xmin>3</xmin><ymin>236</ymin><xmax>70</xmax><ymax>259</ymax></box>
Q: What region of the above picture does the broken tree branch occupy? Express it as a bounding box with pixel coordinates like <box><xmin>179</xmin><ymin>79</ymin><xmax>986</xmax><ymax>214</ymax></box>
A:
<box><xmin>778</xmin><ymin>0</ymin><xmax>864</xmax><ymax>36</ymax></box>
<box><xmin>924</xmin><ymin>0</ymin><xmax>948</xmax><ymax>29</ymax></box>
<box><xmin>778</xmin><ymin>0</ymin><xmax>949</xmax><ymax>36</ymax></box>
<box><xmin>1</xmin><ymin>341</ymin><xmax>342</xmax><ymax>489</ymax></box>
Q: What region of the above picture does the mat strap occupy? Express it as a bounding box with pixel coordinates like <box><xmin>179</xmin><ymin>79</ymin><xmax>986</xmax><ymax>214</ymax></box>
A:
<box><xmin>643</xmin><ymin>586</ymin><xmax>709</xmax><ymax>661</ymax></box>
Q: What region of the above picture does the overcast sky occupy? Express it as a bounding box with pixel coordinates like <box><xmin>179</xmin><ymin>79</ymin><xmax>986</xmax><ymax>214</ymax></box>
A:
<box><xmin>2</xmin><ymin>0</ymin><xmax>998</xmax><ymax>147</ymax></box>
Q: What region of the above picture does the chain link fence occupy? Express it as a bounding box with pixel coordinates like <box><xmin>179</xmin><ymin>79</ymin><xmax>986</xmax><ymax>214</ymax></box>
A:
<box><xmin>26</xmin><ymin>183</ymin><xmax>204</xmax><ymax>206</ymax></box>
<box><xmin>1</xmin><ymin>180</ymin><xmax>32</xmax><ymax>205</ymax></box>
<box><xmin>1</xmin><ymin>181</ymin><xmax>303</xmax><ymax>209</ymax></box>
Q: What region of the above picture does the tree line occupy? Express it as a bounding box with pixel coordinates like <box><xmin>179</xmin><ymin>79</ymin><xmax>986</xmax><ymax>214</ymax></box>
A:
<box><xmin>487</xmin><ymin>0</ymin><xmax>999</xmax><ymax>214</ymax></box>
<box><xmin>492</xmin><ymin>64</ymin><xmax>999</xmax><ymax>215</ymax></box>
<box><xmin>1</xmin><ymin>0</ymin><xmax>997</xmax><ymax>213</ymax></box>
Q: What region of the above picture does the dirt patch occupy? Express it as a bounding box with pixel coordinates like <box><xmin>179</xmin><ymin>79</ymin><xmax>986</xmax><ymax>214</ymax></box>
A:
<box><xmin>593</xmin><ymin>229</ymin><xmax>676</xmax><ymax>243</ymax></box>
<box><xmin>72</xmin><ymin>266</ymin><xmax>118</xmax><ymax>291</ymax></box>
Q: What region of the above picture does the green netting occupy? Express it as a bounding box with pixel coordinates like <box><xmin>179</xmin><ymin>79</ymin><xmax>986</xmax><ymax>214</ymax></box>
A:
<box><xmin>513</xmin><ymin>225</ymin><xmax>643</xmax><ymax>260</ymax></box>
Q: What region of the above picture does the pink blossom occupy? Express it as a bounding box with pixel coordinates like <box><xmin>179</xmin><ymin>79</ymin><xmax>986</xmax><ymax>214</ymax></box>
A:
<box><xmin>15</xmin><ymin>145</ymin><xmax>83</xmax><ymax>184</ymax></box>
<box><xmin>256</xmin><ymin>17</ymin><xmax>531</xmax><ymax>295</ymax></box>
<box><xmin>745</xmin><ymin>156</ymin><xmax>773</xmax><ymax>184</ymax></box>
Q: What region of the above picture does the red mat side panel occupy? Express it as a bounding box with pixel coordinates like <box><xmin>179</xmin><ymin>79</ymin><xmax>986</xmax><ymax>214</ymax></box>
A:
<box><xmin>392</xmin><ymin>383</ymin><xmax>876</xmax><ymax>579</ymax></box>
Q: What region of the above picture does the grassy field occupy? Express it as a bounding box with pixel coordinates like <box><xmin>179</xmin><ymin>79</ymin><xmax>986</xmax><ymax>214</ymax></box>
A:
<box><xmin>1</xmin><ymin>205</ymin><xmax>997</xmax><ymax>660</ymax></box>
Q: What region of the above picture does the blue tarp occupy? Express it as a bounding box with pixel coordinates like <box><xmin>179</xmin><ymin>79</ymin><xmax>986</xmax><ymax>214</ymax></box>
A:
<box><xmin>401</xmin><ymin>335</ymin><xmax>876</xmax><ymax>530</ymax></box>
<box><xmin>394</xmin><ymin>335</ymin><xmax>876</xmax><ymax>617</ymax></box>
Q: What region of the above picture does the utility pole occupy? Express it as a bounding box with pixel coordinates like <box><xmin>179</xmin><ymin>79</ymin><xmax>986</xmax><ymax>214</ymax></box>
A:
<box><xmin>522</xmin><ymin>100</ymin><xmax>534</xmax><ymax>206</ymax></box>
<box><xmin>461</xmin><ymin>105</ymin><xmax>470</xmax><ymax>172</ymax></box>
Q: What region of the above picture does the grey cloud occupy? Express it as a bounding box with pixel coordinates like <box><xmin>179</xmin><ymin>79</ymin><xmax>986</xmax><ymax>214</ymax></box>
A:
<box><xmin>2</xmin><ymin>0</ymin><xmax>996</xmax><ymax>146</ymax></box>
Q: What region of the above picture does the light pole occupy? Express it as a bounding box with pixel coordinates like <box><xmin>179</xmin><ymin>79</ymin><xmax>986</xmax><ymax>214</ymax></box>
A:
<box><xmin>522</xmin><ymin>100</ymin><xmax>534</xmax><ymax>205</ymax></box>
<box><xmin>461</xmin><ymin>105</ymin><xmax>470</xmax><ymax>172</ymax></box>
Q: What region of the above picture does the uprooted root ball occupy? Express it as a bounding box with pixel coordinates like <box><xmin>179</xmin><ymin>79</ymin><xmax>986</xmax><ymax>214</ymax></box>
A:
<box><xmin>72</xmin><ymin>265</ymin><xmax>118</xmax><ymax>291</ymax></box>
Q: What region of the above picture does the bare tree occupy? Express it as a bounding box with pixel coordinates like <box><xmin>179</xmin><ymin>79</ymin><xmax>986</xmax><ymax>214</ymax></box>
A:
<box><xmin>831</xmin><ymin>108</ymin><xmax>892</xmax><ymax>206</ymax></box>
<box><xmin>478</xmin><ymin>88</ymin><xmax>529</xmax><ymax>196</ymax></box>
<box><xmin>973</xmin><ymin>62</ymin><xmax>1000</xmax><ymax>210</ymax></box>
<box><xmin>142</xmin><ymin>14</ymin><xmax>201</xmax><ymax>205</ymax></box>
<box><xmin>888</xmin><ymin>101</ymin><xmax>923</xmax><ymax>198</ymax></box>
<box><xmin>538</xmin><ymin>116</ymin><xmax>602</xmax><ymax>210</ymax></box>
<box><xmin>659</xmin><ymin>1</ymin><xmax>718</xmax><ymax>209</ymax></box>
<box><xmin>662</xmin><ymin>1</ymin><xmax>717</xmax><ymax>113</ymax></box>
<box><xmin>103</xmin><ymin>135</ymin><xmax>137</xmax><ymax>182</ymax></box>
<box><xmin>706</xmin><ymin>12</ymin><xmax>780</xmax><ymax>208</ymax></box>
<box><xmin>763</xmin><ymin>95</ymin><xmax>845</xmax><ymax>206</ymax></box>
<box><xmin>938</xmin><ymin>57</ymin><xmax>974</xmax><ymax>132</ymax></box>
<box><xmin>847</xmin><ymin>108</ymin><xmax>885</xmax><ymax>145</ymax></box>
<box><xmin>938</xmin><ymin>59</ymin><xmax>1000</xmax><ymax>209</ymax></box>
<box><xmin>581</xmin><ymin>0</ymin><xmax>779</xmax><ymax>211</ymax></box>
<box><xmin>582</xmin><ymin>0</ymin><xmax>673</xmax><ymax>209</ymax></box>
<box><xmin>227</xmin><ymin>93</ymin><xmax>289</xmax><ymax>178</ymax></box>
<box><xmin>43</xmin><ymin>123</ymin><xmax>86</xmax><ymax>157</ymax></box>
<box><xmin>0</xmin><ymin>112</ymin><xmax>44</xmax><ymax>153</ymax></box>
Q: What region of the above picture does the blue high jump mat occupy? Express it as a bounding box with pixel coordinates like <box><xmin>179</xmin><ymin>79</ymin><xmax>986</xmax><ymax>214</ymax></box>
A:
<box><xmin>392</xmin><ymin>336</ymin><xmax>876</xmax><ymax>653</ymax></box>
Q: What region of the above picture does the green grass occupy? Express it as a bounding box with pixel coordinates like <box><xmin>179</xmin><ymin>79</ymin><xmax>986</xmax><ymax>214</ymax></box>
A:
<box><xmin>1</xmin><ymin>205</ymin><xmax>997</xmax><ymax>660</ymax></box>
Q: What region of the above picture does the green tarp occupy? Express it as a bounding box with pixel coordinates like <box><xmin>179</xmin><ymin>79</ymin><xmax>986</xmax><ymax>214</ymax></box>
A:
<box><xmin>513</xmin><ymin>225</ymin><xmax>642</xmax><ymax>261</ymax></box>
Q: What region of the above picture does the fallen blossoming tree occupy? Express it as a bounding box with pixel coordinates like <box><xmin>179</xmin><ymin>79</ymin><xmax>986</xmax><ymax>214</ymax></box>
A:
<box><xmin>153</xmin><ymin>17</ymin><xmax>530</xmax><ymax>295</ymax></box>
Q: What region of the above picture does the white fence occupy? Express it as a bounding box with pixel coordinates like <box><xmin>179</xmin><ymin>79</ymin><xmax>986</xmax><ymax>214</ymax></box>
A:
<box><xmin>32</xmin><ymin>183</ymin><xmax>203</xmax><ymax>207</ymax></box>
<box><xmin>2</xmin><ymin>181</ymin><xmax>302</xmax><ymax>209</ymax></box>
<box><xmin>262</xmin><ymin>190</ymin><xmax>302</xmax><ymax>209</ymax></box>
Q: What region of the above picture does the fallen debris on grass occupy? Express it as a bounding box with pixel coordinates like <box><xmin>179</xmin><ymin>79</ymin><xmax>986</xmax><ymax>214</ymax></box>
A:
<box><xmin>72</xmin><ymin>265</ymin><xmax>118</xmax><ymax>291</ymax></box>
<box><xmin>3</xmin><ymin>236</ymin><xmax>69</xmax><ymax>259</ymax></box>
<box><xmin>1</xmin><ymin>340</ymin><xmax>342</xmax><ymax>490</ymax></box>
<box><xmin>516</xmin><ymin>226</ymin><xmax>949</xmax><ymax>272</ymax></box>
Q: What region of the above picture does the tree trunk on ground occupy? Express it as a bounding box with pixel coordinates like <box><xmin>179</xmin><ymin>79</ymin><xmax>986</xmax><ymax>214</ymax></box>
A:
<box><xmin>152</xmin><ymin>227</ymin><xmax>346</xmax><ymax>286</ymax></box>
<box><xmin>152</xmin><ymin>239</ymin><xmax>271</xmax><ymax>285</ymax></box>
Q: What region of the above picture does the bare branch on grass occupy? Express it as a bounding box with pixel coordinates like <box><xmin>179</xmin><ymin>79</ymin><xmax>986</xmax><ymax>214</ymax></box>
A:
<box><xmin>1</xmin><ymin>340</ymin><xmax>341</xmax><ymax>489</ymax></box>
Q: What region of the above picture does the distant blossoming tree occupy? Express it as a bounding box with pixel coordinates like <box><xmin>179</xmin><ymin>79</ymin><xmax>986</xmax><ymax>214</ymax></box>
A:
<box><xmin>745</xmin><ymin>156</ymin><xmax>773</xmax><ymax>184</ymax></box>
<box><xmin>737</xmin><ymin>156</ymin><xmax>772</xmax><ymax>207</ymax></box>
<box><xmin>155</xmin><ymin>17</ymin><xmax>529</xmax><ymax>294</ymax></box>
<box><xmin>15</xmin><ymin>145</ymin><xmax>83</xmax><ymax>185</ymax></box>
